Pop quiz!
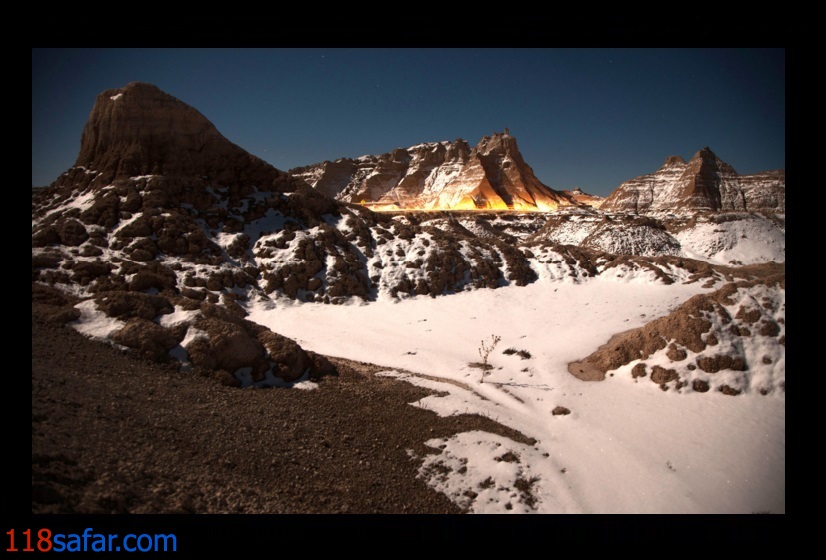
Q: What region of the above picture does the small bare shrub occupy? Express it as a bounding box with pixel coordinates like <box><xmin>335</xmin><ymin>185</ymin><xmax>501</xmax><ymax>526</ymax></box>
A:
<box><xmin>479</xmin><ymin>334</ymin><xmax>501</xmax><ymax>383</ymax></box>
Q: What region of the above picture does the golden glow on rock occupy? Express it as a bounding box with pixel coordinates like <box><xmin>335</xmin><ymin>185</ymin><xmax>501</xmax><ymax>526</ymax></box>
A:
<box><xmin>362</xmin><ymin>194</ymin><xmax>564</xmax><ymax>213</ymax></box>
<box><xmin>533</xmin><ymin>199</ymin><xmax>560</xmax><ymax>212</ymax></box>
<box><xmin>366</xmin><ymin>204</ymin><xmax>558</xmax><ymax>213</ymax></box>
<box><xmin>482</xmin><ymin>198</ymin><xmax>509</xmax><ymax>211</ymax></box>
<box><xmin>451</xmin><ymin>196</ymin><xmax>482</xmax><ymax>210</ymax></box>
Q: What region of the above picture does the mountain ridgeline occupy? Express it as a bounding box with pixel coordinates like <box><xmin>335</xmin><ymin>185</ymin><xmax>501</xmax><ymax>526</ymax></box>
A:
<box><xmin>290</xmin><ymin>131</ymin><xmax>575</xmax><ymax>211</ymax></box>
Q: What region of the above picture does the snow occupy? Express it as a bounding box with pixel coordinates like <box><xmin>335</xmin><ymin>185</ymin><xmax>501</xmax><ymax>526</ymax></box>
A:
<box><xmin>72</xmin><ymin>299</ymin><xmax>125</xmax><ymax>340</ymax></box>
<box><xmin>243</xmin><ymin>208</ymin><xmax>290</xmax><ymax>242</ymax></box>
<box><xmin>247</xmin><ymin>276</ymin><xmax>784</xmax><ymax>513</ymax></box>
<box><xmin>408</xmin><ymin>141</ymin><xmax>450</xmax><ymax>151</ymax></box>
<box><xmin>66</xmin><ymin>190</ymin><xmax>100</xmax><ymax>212</ymax></box>
<box><xmin>158</xmin><ymin>306</ymin><xmax>200</xmax><ymax>329</ymax></box>
<box><xmin>40</xmin><ymin>189</ymin><xmax>99</xmax><ymax>222</ymax></box>
<box><xmin>112</xmin><ymin>211</ymin><xmax>144</xmax><ymax>236</ymax></box>
<box><xmin>675</xmin><ymin>215</ymin><xmax>785</xmax><ymax>265</ymax></box>
<box><xmin>110</xmin><ymin>93</ymin><xmax>123</xmax><ymax>101</ymax></box>
<box><xmin>413</xmin><ymin>431</ymin><xmax>549</xmax><ymax>513</ymax></box>
<box><xmin>543</xmin><ymin>222</ymin><xmax>595</xmax><ymax>245</ymax></box>
<box><xmin>214</xmin><ymin>232</ymin><xmax>246</xmax><ymax>252</ymax></box>
<box><xmin>529</xmin><ymin>246</ymin><xmax>588</xmax><ymax>283</ymax></box>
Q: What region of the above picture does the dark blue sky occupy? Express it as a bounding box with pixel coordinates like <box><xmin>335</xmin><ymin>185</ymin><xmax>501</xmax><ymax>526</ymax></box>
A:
<box><xmin>32</xmin><ymin>48</ymin><xmax>784</xmax><ymax>196</ymax></box>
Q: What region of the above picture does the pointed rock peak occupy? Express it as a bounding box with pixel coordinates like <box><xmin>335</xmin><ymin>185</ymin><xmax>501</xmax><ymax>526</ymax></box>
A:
<box><xmin>687</xmin><ymin>146</ymin><xmax>737</xmax><ymax>174</ymax></box>
<box><xmin>691</xmin><ymin>146</ymin><xmax>718</xmax><ymax>161</ymax></box>
<box><xmin>602</xmin><ymin>145</ymin><xmax>782</xmax><ymax>213</ymax></box>
<box><xmin>662</xmin><ymin>155</ymin><xmax>686</xmax><ymax>166</ymax></box>
<box><xmin>474</xmin><ymin>130</ymin><xmax>520</xmax><ymax>157</ymax></box>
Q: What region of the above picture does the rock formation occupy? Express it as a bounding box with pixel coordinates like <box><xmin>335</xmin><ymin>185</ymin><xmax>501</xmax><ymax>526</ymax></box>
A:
<box><xmin>567</xmin><ymin>273</ymin><xmax>785</xmax><ymax>395</ymax></box>
<box><xmin>292</xmin><ymin>132</ymin><xmax>573</xmax><ymax>211</ymax></box>
<box><xmin>62</xmin><ymin>82</ymin><xmax>288</xmax><ymax>191</ymax></box>
<box><xmin>562</xmin><ymin>188</ymin><xmax>604</xmax><ymax>209</ymax></box>
<box><xmin>601</xmin><ymin>147</ymin><xmax>785</xmax><ymax>214</ymax></box>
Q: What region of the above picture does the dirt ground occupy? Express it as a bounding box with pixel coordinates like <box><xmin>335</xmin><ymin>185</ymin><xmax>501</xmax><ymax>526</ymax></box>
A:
<box><xmin>31</xmin><ymin>305</ymin><xmax>533</xmax><ymax>514</ymax></box>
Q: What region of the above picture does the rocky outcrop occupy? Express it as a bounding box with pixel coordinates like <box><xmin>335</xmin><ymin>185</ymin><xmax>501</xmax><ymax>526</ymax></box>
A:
<box><xmin>69</xmin><ymin>82</ymin><xmax>285</xmax><ymax>189</ymax></box>
<box><xmin>30</xmin><ymin>83</ymin><xmax>345</xmax><ymax>383</ymax></box>
<box><xmin>291</xmin><ymin>132</ymin><xmax>572</xmax><ymax>211</ymax></box>
<box><xmin>527</xmin><ymin>213</ymin><xmax>682</xmax><ymax>257</ymax></box>
<box><xmin>567</xmin><ymin>274</ymin><xmax>785</xmax><ymax>395</ymax></box>
<box><xmin>94</xmin><ymin>292</ymin><xmax>174</xmax><ymax>321</ymax></box>
<box><xmin>112</xmin><ymin>318</ymin><xmax>181</xmax><ymax>361</ymax></box>
<box><xmin>601</xmin><ymin>148</ymin><xmax>785</xmax><ymax>214</ymax></box>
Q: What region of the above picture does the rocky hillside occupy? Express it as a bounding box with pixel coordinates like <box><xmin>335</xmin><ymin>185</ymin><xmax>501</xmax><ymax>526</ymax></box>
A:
<box><xmin>291</xmin><ymin>131</ymin><xmax>573</xmax><ymax>211</ymax></box>
<box><xmin>601</xmin><ymin>148</ymin><xmax>785</xmax><ymax>214</ymax></box>
<box><xmin>32</xmin><ymin>82</ymin><xmax>786</xmax><ymax>388</ymax></box>
<box><xmin>569</xmin><ymin>272</ymin><xmax>785</xmax><ymax>396</ymax></box>
<box><xmin>31</xmin><ymin>83</ymin><xmax>580</xmax><ymax>383</ymax></box>
<box><xmin>526</xmin><ymin>211</ymin><xmax>785</xmax><ymax>264</ymax></box>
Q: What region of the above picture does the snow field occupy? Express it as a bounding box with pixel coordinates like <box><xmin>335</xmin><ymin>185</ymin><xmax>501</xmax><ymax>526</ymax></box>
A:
<box><xmin>247</xmin><ymin>276</ymin><xmax>785</xmax><ymax>513</ymax></box>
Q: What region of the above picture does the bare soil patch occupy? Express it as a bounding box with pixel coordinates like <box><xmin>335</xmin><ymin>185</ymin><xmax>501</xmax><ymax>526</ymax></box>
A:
<box><xmin>32</xmin><ymin>305</ymin><xmax>532</xmax><ymax>514</ymax></box>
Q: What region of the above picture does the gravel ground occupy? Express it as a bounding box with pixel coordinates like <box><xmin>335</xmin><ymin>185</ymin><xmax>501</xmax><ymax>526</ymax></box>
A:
<box><xmin>32</xmin><ymin>303</ymin><xmax>534</xmax><ymax>514</ymax></box>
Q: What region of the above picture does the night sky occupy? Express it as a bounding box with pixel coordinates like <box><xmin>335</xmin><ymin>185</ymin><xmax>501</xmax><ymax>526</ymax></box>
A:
<box><xmin>32</xmin><ymin>48</ymin><xmax>785</xmax><ymax>197</ymax></box>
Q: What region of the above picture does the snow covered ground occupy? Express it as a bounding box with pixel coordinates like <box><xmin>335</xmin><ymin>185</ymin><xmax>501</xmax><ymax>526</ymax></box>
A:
<box><xmin>675</xmin><ymin>214</ymin><xmax>785</xmax><ymax>265</ymax></box>
<box><xmin>246</xmin><ymin>275</ymin><xmax>785</xmax><ymax>514</ymax></box>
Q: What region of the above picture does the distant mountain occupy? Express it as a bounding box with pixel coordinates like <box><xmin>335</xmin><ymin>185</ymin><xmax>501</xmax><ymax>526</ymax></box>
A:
<box><xmin>561</xmin><ymin>188</ymin><xmax>604</xmax><ymax>209</ymax></box>
<box><xmin>600</xmin><ymin>148</ymin><xmax>784</xmax><ymax>214</ymax></box>
<box><xmin>291</xmin><ymin>131</ymin><xmax>574</xmax><ymax>211</ymax></box>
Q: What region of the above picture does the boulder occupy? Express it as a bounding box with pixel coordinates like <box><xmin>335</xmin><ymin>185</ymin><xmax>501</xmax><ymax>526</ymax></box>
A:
<box><xmin>112</xmin><ymin>318</ymin><xmax>180</xmax><ymax>361</ymax></box>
